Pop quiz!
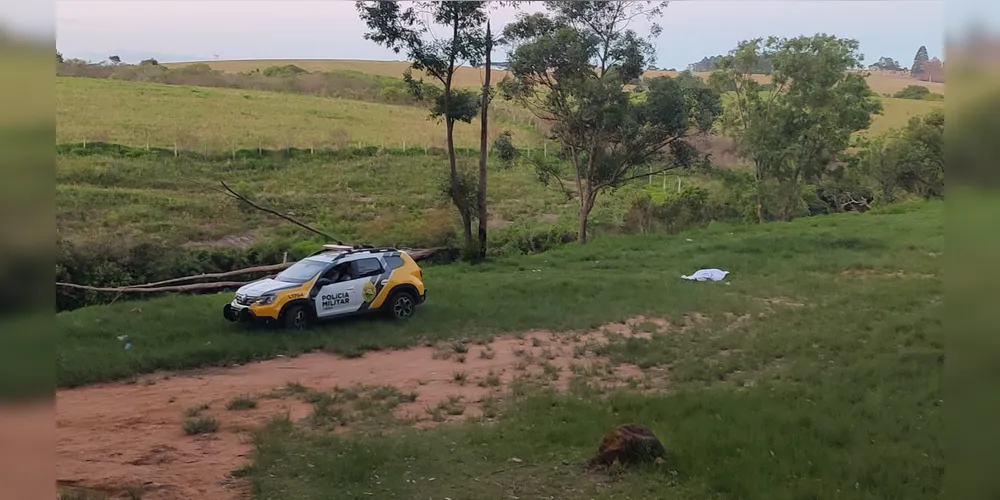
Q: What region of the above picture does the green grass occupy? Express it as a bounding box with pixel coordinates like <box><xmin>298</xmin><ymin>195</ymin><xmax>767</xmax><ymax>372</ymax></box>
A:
<box><xmin>57</xmin><ymin>201</ymin><xmax>941</xmax><ymax>388</ymax></box>
<box><xmin>233</xmin><ymin>202</ymin><xmax>942</xmax><ymax>500</ymax></box>
<box><xmin>56</xmin><ymin>145</ymin><xmax>699</xmax><ymax>250</ymax></box>
<box><xmin>864</xmin><ymin>97</ymin><xmax>944</xmax><ymax>136</ymax></box>
<box><xmin>56</xmin><ymin>77</ymin><xmax>543</xmax><ymax>151</ymax></box>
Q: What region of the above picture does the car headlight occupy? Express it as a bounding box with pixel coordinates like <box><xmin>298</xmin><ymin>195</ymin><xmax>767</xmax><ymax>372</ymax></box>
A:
<box><xmin>256</xmin><ymin>294</ymin><xmax>276</xmax><ymax>305</ymax></box>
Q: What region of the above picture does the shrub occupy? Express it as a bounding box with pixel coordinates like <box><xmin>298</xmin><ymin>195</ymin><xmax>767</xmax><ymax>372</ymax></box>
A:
<box><xmin>893</xmin><ymin>84</ymin><xmax>942</xmax><ymax>101</ymax></box>
<box><xmin>262</xmin><ymin>65</ymin><xmax>307</xmax><ymax>78</ymax></box>
<box><xmin>182</xmin><ymin>416</ymin><xmax>220</xmax><ymax>435</ymax></box>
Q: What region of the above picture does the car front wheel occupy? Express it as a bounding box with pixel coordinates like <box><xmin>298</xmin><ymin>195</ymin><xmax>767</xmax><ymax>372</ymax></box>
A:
<box><xmin>282</xmin><ymin>304</ymin><xmax>311</xmax><ymax>330</ymax></box>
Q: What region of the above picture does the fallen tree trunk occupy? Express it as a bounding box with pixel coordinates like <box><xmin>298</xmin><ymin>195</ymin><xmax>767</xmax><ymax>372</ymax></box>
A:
<box><xmin>56</xmin><ymin>246</ymin><xmax>457</xmax><ymax>295</ymax></box>
<box><xmin>55</xmin><ymin>281</ymin><xmax>256</xmax><ymax>294</ymax></box>
<box><xmin>129</xmin><ymin>263</ymin><xmax>294</xmax><ymax>288</ymax></box>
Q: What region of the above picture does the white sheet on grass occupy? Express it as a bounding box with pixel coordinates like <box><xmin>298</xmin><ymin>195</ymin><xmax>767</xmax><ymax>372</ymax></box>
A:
<box><xmin>681</xmin><ymin>269</ymin><xmax>730</xmax><ymax>282</ymax></box>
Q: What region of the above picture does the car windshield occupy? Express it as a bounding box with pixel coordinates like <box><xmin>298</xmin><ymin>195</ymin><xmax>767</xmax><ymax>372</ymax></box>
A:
<box><xmin>275</xmin><ymin>258</ymin><xmax>327</xmax><ymax>284</ymax></box>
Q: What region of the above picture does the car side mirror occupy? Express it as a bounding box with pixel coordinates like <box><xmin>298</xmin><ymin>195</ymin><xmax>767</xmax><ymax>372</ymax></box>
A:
<box><xmin>316</xmin><ymin>278</ymin><xmax>333</xmax><ymax>287</ymax></box>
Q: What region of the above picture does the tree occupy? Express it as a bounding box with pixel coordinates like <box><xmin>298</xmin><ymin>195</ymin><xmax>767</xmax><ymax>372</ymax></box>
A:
<box><xmin>911</xmin><ymin>45</ymin><xmax>929</xmax><ymax>77</ymax></box>
<box><xmin>870</xmin><ymin>56</ymin><xmax>902</xmax><ymax>71</ymax></box>
<box><xmin>858</xmin><ymin>109</ymin><xmax>943</xmax><ymax>203</ymax></box>
<box><xmin>475</xmin><ymin>19</ymin><xmax>493</xmax><ymax>259</ymax></box>
<box><xmin>710</xmin><ymin>34</ymin><xmax>883</xmax><ymax>222</ymax></box>
<box><xmin>501</xmin><ymin>1</ymin><xmax>721</xmax><ymax>243</ymax></box>
<box><xmin>108</xmin><ymin>55</ymin><xmax>122</xmax><ymax>65</ymax></box>
<box><xmin>56</xmin><ymin>51</ymin><xmax>64</xmax><ymax>64</ymax></box>
<box><xmin>357</xmin><ymin>1</ymin><xmax>488</xmax><ymax>253</ymax></box>
<box><xmin>139</xmin><ymin>58</ymin><xmax>159</xmax><ymax>66</ymax></box>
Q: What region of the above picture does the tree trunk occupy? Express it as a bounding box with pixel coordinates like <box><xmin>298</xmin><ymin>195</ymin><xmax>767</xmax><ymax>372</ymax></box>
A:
<box><xmin>754</xmin><ymin>161</ymin><xmax>765</xmax><ymax>224</ymax></box>
<box><xmin>446</xmin><ymin>118</ymin><xmax>472</xmax><ymax>249</ymax></box>
<box><xmin>578</xmin><ymin>188</ymin><xmax>596</xmax><ymax>244</ymax></box>
<box><xmin>476</xmin><ymin>21</ymin><xmax>492</xmax><ymax>260</ymax></box>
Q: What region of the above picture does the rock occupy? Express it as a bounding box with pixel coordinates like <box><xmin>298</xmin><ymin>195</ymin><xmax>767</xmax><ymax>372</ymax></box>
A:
<box><xmin>588</xmin><ymin>424</ymin><xmax>666</xmax><ymax>468</ymax></box>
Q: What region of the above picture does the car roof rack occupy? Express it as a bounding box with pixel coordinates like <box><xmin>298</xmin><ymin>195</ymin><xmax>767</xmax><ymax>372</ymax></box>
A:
<box><xmin>308</xmin><ymin>244</ymin><xmax>399</xmax><ymax>258</ymax></box>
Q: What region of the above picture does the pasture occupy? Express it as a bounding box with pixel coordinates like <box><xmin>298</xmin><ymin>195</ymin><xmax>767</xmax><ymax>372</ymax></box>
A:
<box><xmin>55</xmin><ymin>75</ymin><xmax>940</xmax><ymax>155</ymax></box>
<box><xmin>56</xmin><ymin>77</ymin><xmax>543</xmax><ymax>151</ymax></box>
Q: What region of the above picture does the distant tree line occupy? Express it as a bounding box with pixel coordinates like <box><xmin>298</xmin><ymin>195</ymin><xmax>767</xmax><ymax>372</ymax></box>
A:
<box><xmin>687</xmin><ymin>54</ymin><xmax>772</xmax><ymax>74</ymax></box>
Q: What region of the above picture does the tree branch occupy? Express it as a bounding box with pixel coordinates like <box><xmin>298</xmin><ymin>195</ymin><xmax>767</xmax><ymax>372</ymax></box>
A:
<box><xmin>56</xmin><ymin>281</ymin><xmax>260</xmax><ymax>294</ymax></box>
<box><xmin>217</xmin><ymin>181</ymin><xmax>343</xmax><ymax>244</ymax></box>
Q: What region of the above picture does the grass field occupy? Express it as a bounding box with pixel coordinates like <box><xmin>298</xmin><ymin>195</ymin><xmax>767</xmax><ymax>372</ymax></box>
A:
<box><xmin>866</xmin><ymin>96</ymin><xmax>944</xmax><ymax>135</ymax></box>
<box><xmin>56</xmin><ymin>77</ymin><xmax>543</xmax><ymax>151</ymax></box>
<box><xmin>55</xmin><ymin>75</ymin><xmax>939</xmax><ymax>156</ymax></box>
<box><xmin>56</xmin><ymin>201</ymin><xmax>943</xmax><ymax>498</ymax></box>
<box><xmin>169</xmin><ymin>58</ymin><xmax>947</xmax><ymax>95</ymax></box>
<box><xmin>55</xmin><ymin>147</ymin><xmax>599</xmax><ymax>250</ymax></box>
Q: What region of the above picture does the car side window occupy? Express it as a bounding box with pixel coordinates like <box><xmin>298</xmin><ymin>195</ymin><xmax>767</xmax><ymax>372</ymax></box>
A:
<box><xmin>322</xmin><ymin>263</ymin><xmax>351</xmax><ymax>283</ymax></box>
<box><xmin>384</xmin><ymin>255</ymin><xmax>404</xmax><ymax>270</ymax></box>
<box><xmin>355</xmin><ymin>258</ymin><xmax>383</xmax><ymax>279</ymax></box>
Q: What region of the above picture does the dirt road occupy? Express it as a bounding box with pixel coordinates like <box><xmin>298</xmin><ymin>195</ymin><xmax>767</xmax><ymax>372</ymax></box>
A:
<box><xmin>56</xmin><ymin>320</ymin><xmax>658</xmax><ymax>500</ymax></box>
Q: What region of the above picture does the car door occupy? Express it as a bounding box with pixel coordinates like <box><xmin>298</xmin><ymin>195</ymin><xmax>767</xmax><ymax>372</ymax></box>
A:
<box><xmin>313</xmin><ymin>262</ymin><xmax>358</xmax><ymax>318</ymax></box>
<box><xmin>352</xmin><ymin>257</ymin><xmax>386</xmax><ymax>306</ymax></box>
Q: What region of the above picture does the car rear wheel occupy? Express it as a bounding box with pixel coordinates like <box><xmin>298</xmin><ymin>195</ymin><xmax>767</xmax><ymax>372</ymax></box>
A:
<box><xmin>282</xmin><ymin>304</ymin><xmax>311</xmax><ymax>330</ymax></box>
<box><xmin>387</xmin><ymin>290</ymin><xmax>416</xmax><ymax>320</ymax></box>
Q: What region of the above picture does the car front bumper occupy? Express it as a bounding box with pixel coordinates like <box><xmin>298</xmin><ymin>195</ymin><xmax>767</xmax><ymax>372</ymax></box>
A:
<box><xmin>223</xmin><ymin>303</ymin><xmax>270</xmax><ymax>324</ymax></box>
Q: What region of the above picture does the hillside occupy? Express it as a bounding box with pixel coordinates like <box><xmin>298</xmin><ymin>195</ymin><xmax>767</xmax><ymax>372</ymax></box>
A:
<box><xmin>56</xmin><ymin>77</ymin><xmax>543</xmax><ymax>150</ymax></box>
<box><xmin>168</xmin><ymin>58</ymin><xmax>947</xmax><ymax>95</ymax></box>
<box><xmin>55</xmin><ymin>76</ymin><xmax>940</xmax><ymax>154</ymax></box>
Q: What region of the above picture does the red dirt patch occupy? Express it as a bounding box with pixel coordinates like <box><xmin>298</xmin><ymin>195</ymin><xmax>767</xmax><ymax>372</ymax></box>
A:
<box><xmin>56</xmin><ymin>318</ymin><xmax>671</xmax><ymax>500</ymax></box>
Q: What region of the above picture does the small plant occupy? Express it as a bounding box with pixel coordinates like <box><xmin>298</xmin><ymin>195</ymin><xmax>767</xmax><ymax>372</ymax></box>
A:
<box><xmin>512</xmin><ymin>347</ymin><xmax>526</xmax><ymax>357</ymax></box>
<box><xmin>479</xmin><ymin>370</ymin><xmax>502</xmax><ymax>388</ymax></box>
<box><xmin>479</xmin><ymin>348</ymin><xmax>495</xmax><ymax>360</ymax></box>
<box><xmin>541</xmin><ymin>361</ymin><xmax>560</xmax><ymax>380</ymax></box>
<box><xmin>452</xmin><ymin>340</ymin><xmax>469</xmax><ymax>354</ymax></box>
<box><xmin>334</xmin><ymin>386</ymin><xmax>361</xmax><ymax>402</ymax></box>
<box><xmin>184</xmin><ymin>403</ymin><xmax>209</xmax><ymax>417</ymax></box>
<box><xmin>452</xmin><ymin>371</ymin><xmax>468</xmax><ymax>385</ymax></box>
<box><xmin>309</xmin><ymin>394</ymin><xmax>348</xmax><ymax>428</ymax></box>
<box><xmin>573</xmin><ymin>345</ymin><xmax>587</xmax><ymax>358</ymax></box>
<box><xmin>515</xmin><ymin>361</ymin><xmax>529</xmax><ymax>371</ymax></box>
<box><xmin>541</xmin><ymin>348</ymin><xmax>556</xmax><ymax>360</ymax></box>
<box><xmin>440</xmin><ymin>395</ymin><xmax>465</xmax><ymax>415</ymax></box>
<box><xmin>226</xmin><ymin>394</ymin><xmax>257</xmax><ymax>410</ymax></box>
<box><xmin>456</xmin><ymin>354</ymin><xmax>467</xmax><ymax>363</ymax></box>
<box><xmin>427</xmin><ymin>406</ymin><xmax>445</xmax><ymax>422</ymax></box>
<box><xmin>182</xmin><ymin>416</ymin><xmax>220</xmax><ymax>435</ymax></box>
<box><xmin>303</xmin><ymin>390</ymin><xmax>327</xmax><ymax>404</ymax></box>
<box><xmin>124</xmin><ymin>485</ymin><xmax>144</xmax><ymax>500</ymax></box>
<box><xmin>531</xmin><ymin>337</ymin><xmax>543</xmax><ymax>348</ymax></box>
<box><xmin>481</xmin><ymin>395</ymin><xmax>501</xmax><ymax>419</ymax></box>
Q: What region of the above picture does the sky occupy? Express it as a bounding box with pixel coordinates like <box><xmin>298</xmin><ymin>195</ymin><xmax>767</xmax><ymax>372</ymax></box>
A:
<box><xmin>39</xmin><ymin>1</ymin><xmax>957</xmax><ymax>68</ymax></box>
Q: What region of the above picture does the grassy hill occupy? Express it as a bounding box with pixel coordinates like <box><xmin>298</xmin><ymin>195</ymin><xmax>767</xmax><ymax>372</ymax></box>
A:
<box><xmin>55</xmin><ymin>146</ymin><xmax>593</xmax><ymax>251</ymax></box>
<box><xmin>55</xmin><ymin>75</ymin><xmax>940</xmax><ymax>154</ymax></box>
<box><xmin>168</xmin><ymin>58</ymin><xmax>947</xmax><ymax>96</ymax></box>
<box><xmin>56</xmin><ymin>77</ymin><xmax>544</xmax><ymax>151</ymax></box>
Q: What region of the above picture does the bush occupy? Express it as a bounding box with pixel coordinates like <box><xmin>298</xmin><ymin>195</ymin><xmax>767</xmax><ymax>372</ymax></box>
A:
<box><xmin>493</xmin><ymin>130</ymin><xmax>519</xmax><ymax>169</ymax></box>
<box><xmin>622</xmin><ymin>185</ymin><xmax>730</xmax><ymax>235</ymax></box>
<box><xmin>893</xmin><ymin>85</ymin><xmax>943</xmax><ymax>101</ymax></box>
<box><xmin>489</xmin><ymin>224</ymin><xmax>576</xmax><ymax>256</ymax></box>
<box><xmin>262</xmin><ymin>65</ymin><xmax>307</xmax><ymax>78</ymax></box>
